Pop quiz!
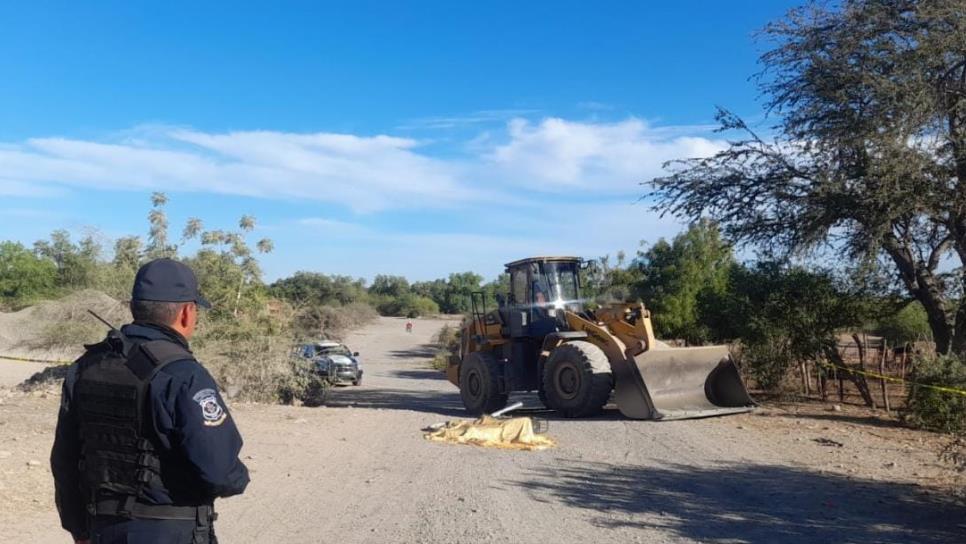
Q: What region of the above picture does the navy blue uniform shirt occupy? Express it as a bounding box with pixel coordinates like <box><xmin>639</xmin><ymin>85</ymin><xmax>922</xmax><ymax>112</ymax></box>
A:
<box><xmin>50</xmin><ymin>322</ymin><xmax>250</xmax><ymax>540</ymax></box>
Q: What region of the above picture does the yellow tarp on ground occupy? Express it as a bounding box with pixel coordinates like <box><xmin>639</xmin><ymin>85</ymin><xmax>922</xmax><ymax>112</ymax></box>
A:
<box><xmin>423</xmin><ymin>416</ymin><xmax>555</xmax><ymax>451</ymax></box>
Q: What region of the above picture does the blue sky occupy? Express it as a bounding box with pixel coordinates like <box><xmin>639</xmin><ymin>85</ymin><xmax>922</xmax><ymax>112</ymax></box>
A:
<box><xmin>0</xmin><ymin>1</ymin><xmax>800</xmax><ymax>282</ymax></box>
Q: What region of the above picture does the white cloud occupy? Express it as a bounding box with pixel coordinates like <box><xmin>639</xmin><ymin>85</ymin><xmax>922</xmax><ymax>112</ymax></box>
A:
<box><xmin>0</xmin><ymin>207</ymin><xmax>64</xmax><ymax>219</ymax></box>
<box><xmin>0</xmin><ymin>129</ymin><xmax>477</xmax><ymax>213</ymax></box>
<box><xmin>0</xmin><ymin>179</ymin><xmax>67</xmax><ymax>197</ymax></box>
<box><xmin>397</xmin><ymin>109</ymin><xmax>541</xmax><ymax>130</ymax></box>
<box><xmin>296</xmin><ymin>217</ymin><xmax>376</xmax><ymax>236</ymax></box>
<box><xmin>486</xmin><ymin>117</ymin><xmax>726</xmax><ymax>192</ymax></box>
<box><xmin>0</xmin><ymin>117</ymin><xmax>725</xmax><ymax>214</ymax></box>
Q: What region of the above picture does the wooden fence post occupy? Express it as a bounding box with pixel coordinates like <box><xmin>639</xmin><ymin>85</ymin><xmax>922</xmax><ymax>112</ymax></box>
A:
<box><xmin>838</xmin><ymin>363</ymin><xmax>845</xmax><ymax>403</ymax></box>
<box><xmin>800</xmin><ymin>361</ymin><xmax>810</xmax><ymax>396</ymax></box>
<box><xmin>879</xmin><ymin>340</ymin><xmax>890</xmax><ymax>412</ymax></box>
<box><xmin>848</xmin><ymin>334</ymin><xmax>877</xmax><ymax>408</ymax></box>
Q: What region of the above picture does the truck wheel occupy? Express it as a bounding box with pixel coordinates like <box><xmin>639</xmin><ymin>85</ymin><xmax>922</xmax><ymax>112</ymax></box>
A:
<box><xmin>542</xmin><ymin>341</ymin><xmax>613</xmax><ymax>417</ymax></box>
<box><xmin>459</xmin><ymin>351</ymin><xmax>508</xmax><ymax>415</ymax></box>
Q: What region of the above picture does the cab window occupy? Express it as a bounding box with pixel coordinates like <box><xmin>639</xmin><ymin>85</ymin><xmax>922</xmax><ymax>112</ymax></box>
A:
<box><xmin>510</xmin><ymin>268</ymin><xmax>527</xmax><ymax>306</ymax></box>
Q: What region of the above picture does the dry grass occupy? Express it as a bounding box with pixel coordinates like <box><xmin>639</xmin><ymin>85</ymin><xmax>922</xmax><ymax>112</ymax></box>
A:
<box><xmin>430</xmin><ymin>323</ymin><xmax>461</xmax><ymax>371</ymax></box>
<box><xmin>9</xmin><ymin>291</ymin><xmax>377</xmax><ymax>405</ymax></box>
<box><xmin>1</xmin><ymin>290</ymin><xmax>129</xmax><ymax>356</ymax></box>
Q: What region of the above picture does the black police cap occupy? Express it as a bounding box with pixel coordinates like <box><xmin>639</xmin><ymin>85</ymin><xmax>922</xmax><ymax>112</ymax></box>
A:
<box><xmin>132</xmin><ymin>258</ymin><xmax>211</xmax><ymax>308</ymax></box>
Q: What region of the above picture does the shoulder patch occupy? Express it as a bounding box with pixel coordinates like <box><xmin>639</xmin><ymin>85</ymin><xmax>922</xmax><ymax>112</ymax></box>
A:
<box><xmin>192</xmin><ymin>388</ymin><xmax>227</xmax><ymax>427</ymax></box>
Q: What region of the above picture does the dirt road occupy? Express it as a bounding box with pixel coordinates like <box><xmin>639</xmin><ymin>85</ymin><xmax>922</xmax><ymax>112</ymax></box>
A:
<box><xmin>1</xmin><ymin>316</ymin><xmax>964</xmax><ymax>543</ymax></box>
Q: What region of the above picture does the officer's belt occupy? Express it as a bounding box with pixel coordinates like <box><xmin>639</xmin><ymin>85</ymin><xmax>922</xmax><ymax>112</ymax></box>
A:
<box><xmin>93</xmin><ymin>499</ymin><xmax>215</xmax><ymax>521</ymax></box>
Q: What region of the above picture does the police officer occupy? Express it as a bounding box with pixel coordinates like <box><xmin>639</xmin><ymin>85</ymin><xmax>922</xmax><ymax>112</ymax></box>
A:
<box><xmin>51</xmin><ymin>258</ymin><xmax>250</xmax><ymax>544</ymax></box>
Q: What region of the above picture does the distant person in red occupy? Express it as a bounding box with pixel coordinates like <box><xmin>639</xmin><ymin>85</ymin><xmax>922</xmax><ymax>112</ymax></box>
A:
<box><xmin>406</xmin><ymin>321</ymin><xmax>413</xmax><ymax>333</ymax></box>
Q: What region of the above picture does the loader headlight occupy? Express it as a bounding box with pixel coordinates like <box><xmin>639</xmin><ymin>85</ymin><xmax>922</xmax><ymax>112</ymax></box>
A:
<box><xmin>553</xmin><ymin>299</ymin><xmax>566</xmax><ymax>310</ymax></box>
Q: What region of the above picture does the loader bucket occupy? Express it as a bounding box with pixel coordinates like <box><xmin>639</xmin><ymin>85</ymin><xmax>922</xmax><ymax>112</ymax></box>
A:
<box><xmin>612</xmin><ymin>345</ymin><xmax>755</xmax><ymax>421</ymax></box>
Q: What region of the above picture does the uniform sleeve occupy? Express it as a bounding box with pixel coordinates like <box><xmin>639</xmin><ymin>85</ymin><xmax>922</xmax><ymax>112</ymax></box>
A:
<box><xmin>49</xmin><ymin>364</ymin><xmax>89</xmax><ymax>541</ymax></box>
<box><xmin>169</xmin><ymin>364</ymin><xmax>250</xmax><ymax>498</ymax></box>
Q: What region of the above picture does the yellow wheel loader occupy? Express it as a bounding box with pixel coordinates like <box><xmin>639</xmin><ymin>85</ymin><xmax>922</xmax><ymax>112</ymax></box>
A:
<box><xmin>445</xmin><ymin>257</ymin><xmax>755</xmax><ymax>420</ymax></box>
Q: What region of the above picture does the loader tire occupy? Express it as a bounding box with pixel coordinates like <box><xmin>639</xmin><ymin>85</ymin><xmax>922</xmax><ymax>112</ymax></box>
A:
<box><xmin>459</xmin><ymin>351</ymin><xmax>508</xmax><ymax>415</ymax></box>
<box><xmin>543</xmin><ymin>341</ymin><xmax>613</xmax><ymax>418</ymax></box>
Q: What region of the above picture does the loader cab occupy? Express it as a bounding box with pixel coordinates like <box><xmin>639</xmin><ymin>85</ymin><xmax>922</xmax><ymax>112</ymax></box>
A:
<box><xmin>505</xmin><ymin>257</ymin><xmax>582</xmax><ymax>338</ymax></box>
<box><xmin>499</xmin><ymin>257</ymin><xmax>583</xmax><ymax>394</ymax></box>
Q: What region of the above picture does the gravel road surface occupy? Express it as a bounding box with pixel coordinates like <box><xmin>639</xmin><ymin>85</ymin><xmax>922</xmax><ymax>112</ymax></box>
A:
<box><xmin>1</xmin><ymin>316</ymin><xmax>963</xmax><ymax>543</ymax></box>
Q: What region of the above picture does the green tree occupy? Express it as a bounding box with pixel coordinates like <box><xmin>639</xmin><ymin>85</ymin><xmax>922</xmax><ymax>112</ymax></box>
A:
<box><xmin>113</xmin><ymin>236</ymin><xmax>142</xmax><ymax>270</ymax></box>
<box><xmin>411</xmin><ymin>278</ymin><xmax>448</xmax><ymax>307</ymax></box>
<box><xmin>369</xmin><ymin>275</ymin><xmax>410</xmax><ymax>299</ymax></box>
<box><xmin>875</xmin><ymin>301</ymin><xmax>934</xmax><ymax>346</ymax></box>
<box><xmin>481</xmin><ymin>273</ymin><xmax>510</xmax><ymax>309</ymax></box>
<box><xmin>146</xmin><ymin>192</ymin><xmax>176</xmax><ymax>259</ymax></box>
<box><xmin>181</xmin><ymin>218</ymin><xmax>203</xmax><ymax>245</ymax></box>
<box><xmin>635</xmin><ymin>221</ymin><xmax>733</xmax><ymax>344</ymax></box>
<box><xmin>0</xmin><ymin>241</ymin><xmax>58</xmax><ymax>306</ymax></box>
<box><xmin>649</xmin><ymin>0</ymin><xmax>966</xmax><ymax>355</ymax></box>
<box><xmin>579</xmin><ymin>252</ymin><xmax>645</xmax><ymax>303</ymax></box>
<box><xmin>188</xmin><ymin>215</ymin><xmax>273</xmax><ymax>317</ymax></box>
<box><xmin>441</xmin><ymin>272</ymin><xmax>483</xmax><ymax>314</ymax></box>
<box><xmin>270</xmin><ymin>272</ymin><xmax>367</xmax><ymax>307</ymax></box>
<box><xmin>33</xmin><ymin>230</ymin><xmax>100</xmax><ymax>289</ymax></box>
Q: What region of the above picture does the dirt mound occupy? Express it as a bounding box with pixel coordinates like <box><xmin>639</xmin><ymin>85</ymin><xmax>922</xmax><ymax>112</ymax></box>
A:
<box><xmin>0</xmin><ymin>290</ymin><xmax>129</xmax><ymax>363</ymax></box>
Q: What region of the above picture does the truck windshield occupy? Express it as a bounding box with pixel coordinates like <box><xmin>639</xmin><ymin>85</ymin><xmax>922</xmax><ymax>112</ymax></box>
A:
<box><xmin>540</xmin><ymin>261</ymin><xmax>579</xmax><ymax>304</ymax></box>
<box><xmin>318</xmin><ymin>345</ymin><xmax>352</xmax><ymax>357</ymax></box>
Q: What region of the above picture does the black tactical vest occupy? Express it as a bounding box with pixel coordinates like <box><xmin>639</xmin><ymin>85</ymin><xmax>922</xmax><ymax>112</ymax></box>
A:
<box><xmin>73</xmin><ymin>330</ymin><xmax>197</xmax><ymax>519</ymax></box>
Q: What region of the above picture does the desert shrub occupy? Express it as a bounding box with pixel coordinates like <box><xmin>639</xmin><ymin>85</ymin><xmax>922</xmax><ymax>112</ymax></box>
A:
<box><xmin>736</xmin><ymin>338</ymin><xmax>797</xmax><ymax>392</ymax></box>
<box><xmin>405</xmin><ymin>295</ymin><xmax>439</xmax><ymax>318</ymax></box>
<box><xmin>35</xmin><ymin>321</ymin><xmax>104</xmax><ymax>350</ymax></box>
<box><xmin>196</xmin><ymin>327</ymin><xmax>334</xmax><ymax>405</ymax></box>
<box><xmin>275</xmin><ymin>354</ymin><xmax>329</xmax><ymax>406</ymax></box>
<box><xmin>89</xmin><ymin>263</ymin><xmax>138</xmax><ymax>301</ymax></box>
<box><xmin>904</xmin><ymin>354</ymin><xmax>966</xmax><ymax>434</ymax></box>
<box><xmin>375</xmin><ymin>293</ymin><xmax>439</xmax><ymax>318</ymax></box>
<box><xmin>699</xmin><ymin>262</ymin><xmax>868</xmax><ymax>393</ymax></box>
<box><xmin>22</xmin><ymin>290</ymin><xmax>131</xmax><ymax>351</ymax></box>
<box><xmin>430</xmin><ymin>324</ymin><xmax>461</xmax><ymax>371</ymax></box>
<box><xmin>197</xmin><ymin>336</ymin><xmax>284</xmax><ymax>403</ymax></box>
<box><xmin>191</xmin><ymin>298</ymin><xmax>320</xmax><ymax>403</ymax></box>
<box><xmin>293</xmin><ymin>302</ymin><xmax>377</xmax><ymax>341</ymax></box>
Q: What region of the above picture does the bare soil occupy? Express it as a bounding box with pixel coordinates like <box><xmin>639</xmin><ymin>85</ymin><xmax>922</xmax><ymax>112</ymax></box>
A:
<box><xmin>1</xmin><ymin>316</ymin><xmax>964</xmax><ymax>543</ymax></box>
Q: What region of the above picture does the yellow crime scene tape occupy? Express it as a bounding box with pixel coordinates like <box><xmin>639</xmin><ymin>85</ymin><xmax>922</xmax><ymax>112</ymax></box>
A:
<box><xmin>818</xmin><ymin>360</ymin><xmax>966</xmax><ymax>398</ymax></box>
<box><xmin>0</xmin><ymin>354</ymin><xmax>72</xmax><ymax>365</ymax></box>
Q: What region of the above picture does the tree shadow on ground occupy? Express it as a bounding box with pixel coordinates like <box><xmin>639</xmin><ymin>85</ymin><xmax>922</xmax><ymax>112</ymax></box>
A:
<box><xmin>388</xmin><ymin>344</ymin><xmax>438</xmax><ymax>359</ymax></box>
<box><xmin>390</xmin><ymin>369</ymin><xmax>448</xmax><ymax>381</ymax></box>
<box><xmin>511</xmin><ymin>460</ymin><xmax>964</xmax><ymax>544</ymax></box>
<box><xmin>325</xmin><ymin>387</ymin><xmax>467</xmax><ymax>417</ymax></box>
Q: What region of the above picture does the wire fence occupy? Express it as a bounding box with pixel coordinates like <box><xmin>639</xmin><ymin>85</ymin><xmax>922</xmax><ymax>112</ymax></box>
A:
<box><xmin>795</xmin><ymin>334</ymin><xmax>950</xmax><ymax>411</ymax></box>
